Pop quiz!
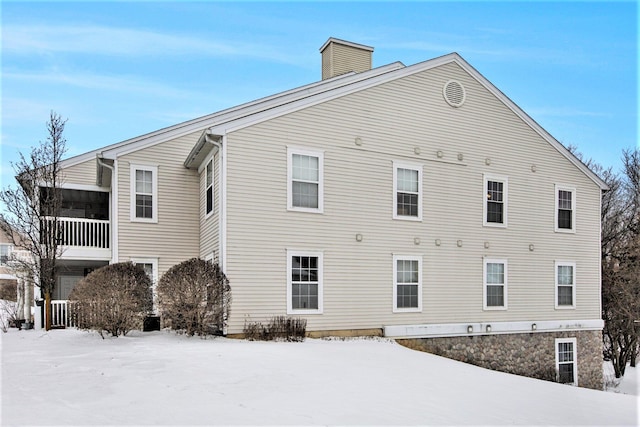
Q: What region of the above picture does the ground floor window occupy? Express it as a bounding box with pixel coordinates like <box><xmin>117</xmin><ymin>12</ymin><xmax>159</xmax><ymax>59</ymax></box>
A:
<box><xmin>393</xmin><ymin>255</ymin><xmax>422</xmax><ymax>312</ymax></box>
<box><xmin>131</xmin><ymin>258</ymin><xmax>158</xmax><ymax>313</ymax></box>
<box><xmin>555</xmin><ymin>337</ymin><xmax>577</xmax><ymax>385</ymax></box>
<box><xmin>287</xmin><ymin>250</ymin><xmax>323</xmax><ymax>314</ymax></box>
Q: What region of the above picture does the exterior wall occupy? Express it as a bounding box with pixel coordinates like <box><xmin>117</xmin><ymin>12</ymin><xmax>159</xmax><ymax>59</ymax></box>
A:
<box><xmin>199</xmin><ymin>150</ymin><xmax>220</xmax><ymax>261</ymax></box>
<box><xmin>62</xmin><ymin>158</ymin><xmax>98</xmax><ymax>187</ymax></box>
<box><xmin>116</xmin><ymin>132</ymin><xmax>200</xmax><ymax>276</ymax></box>
<box><xmin>398</xmin><ymin>330</ymin><xmax>603</xmax><ymax>390</ymax></box>
<box><xmin>222</xmin><ymin>61</ymin><xmax>602</xmax><ymax>335</ymax></box>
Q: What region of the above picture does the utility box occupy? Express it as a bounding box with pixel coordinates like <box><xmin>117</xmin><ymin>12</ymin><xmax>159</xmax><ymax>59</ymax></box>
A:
<box><xmin>143</xmin><ymin>316</ymin><xmax>160</xmax><ymax>332</ymax></box>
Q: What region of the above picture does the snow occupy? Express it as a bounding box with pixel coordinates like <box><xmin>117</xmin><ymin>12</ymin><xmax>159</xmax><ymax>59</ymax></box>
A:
<box><xmin>1</xmin><ymin>329</ymin><xmax>638</xmax><ymax>426</ymax></box>
<box><xmin>605</xmin><ymin>360</ymin><xmax>640</xmax><ymax>397</ymax></box>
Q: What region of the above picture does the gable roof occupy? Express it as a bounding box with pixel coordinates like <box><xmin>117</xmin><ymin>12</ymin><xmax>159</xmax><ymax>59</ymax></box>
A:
<box><xmin>61</xmin><ymin>51</ymin><xmax>607</xmax><ymax>191</ymax></box>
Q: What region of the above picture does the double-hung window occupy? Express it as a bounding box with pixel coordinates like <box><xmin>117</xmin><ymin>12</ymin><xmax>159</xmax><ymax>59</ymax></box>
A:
<box><xmin>205</xmin><ymin>159</ymin><xmax>214</xmax><ymax>216</ymax></box>
<box><xmin>484</xmin><ymin>175</ymin><xmax>508</xmax><ymax>227</ymax></box>
<box><xmin>287</xmin><ymin>147</ymin><xmax>323</xmax><ymax>213</ymax></box>
<box><xmin>287</xmin><ymin>250</ymin><xmax>323</xmax><ymax>314</ymax></box>
<box><xmin>131</xmin><ymin>257</ymin><xmax>158</xmax><ymax>313</ymax></box>
<box><xmin>556</xmin><ymin>338</ymin><xmax>578</xmax><ymax>385</ymax></box>
<box><xmin>393</xmin><ymin>162</ymin><xmax>422</xmax><ymax>220</ymax></box>
<box><xmin>555</xmin><ymin>185</ymin><xmax>576</xmax><ymax>232</ymax></box>
<box><xmin>130</xmin><ymin>164</ymin><xmax>158</xmax><ymax>222</ymax></box>
<box><xmin>393</xmin><ymin>255</ymin><xmax>422</xmax><ymax>312</ymax></box>
<box><xmin>483</xmin><ymin>258</ymin><xmax>507</xmax><ymax>310</ymax></box>
<box><xmin>0</xmin><ymin>244</ymin><xmax>12</xmax><ymax>265</ymax></box>
<box><xmin>555</xmin><ymin>261</ymin><xmax>576</xmax><ymax>309</ymax></box>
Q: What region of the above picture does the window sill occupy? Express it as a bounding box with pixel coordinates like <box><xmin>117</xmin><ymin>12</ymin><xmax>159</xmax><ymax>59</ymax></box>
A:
<box><xmin>554</xmin><ymin>228</ymin><xmax>576</xmax><ymax>234</ymax></box>
<box><xmin>483</xmin><ymin>222</ymin><xmax>507</xmax><ymax>228</ymax></box>
<box><xmin>555</xmin><ymin>305</ymin><xmax>576</xmax><ymax>310</ymax></box>
<box><xmin>130</xmin><ymin>217</ymin><xmax>158</xmax><ymax>224</ymax></box>
<box><xmin>483</xmin><ymin>306</ymin><xmax>507</xmax><ymax>311</ymax></box>
<box><xmin>393</xmin><ymin>215</ymin><xmax>422</xmax><ymax>222</ymax></box>
<box><xmin>287</xmin><ymin>207</ymin><xmax>324</xmax><ymax>214</ymax></box>
<box><xmin>287</xmin><ymin>308</ymin><xmax>323</xmax><ymax>315</ymax></box>
<box><xmin>393</xmin><ymin>307</ymin><xmax>422</xmax><ymax>313</ymax></box>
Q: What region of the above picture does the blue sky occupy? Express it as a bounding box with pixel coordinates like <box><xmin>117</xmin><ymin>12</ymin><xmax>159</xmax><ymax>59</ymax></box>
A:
<box><xmin>1</xmin><ymin>1</ymin><xmax>638</xmax><ymax>187</ymax></box>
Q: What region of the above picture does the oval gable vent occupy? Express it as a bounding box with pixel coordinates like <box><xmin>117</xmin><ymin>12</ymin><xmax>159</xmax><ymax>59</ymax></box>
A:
<box><xmin>443</xmin><ymin>80</ymin><xmax>466</xmax><ymax>108</ymax></box>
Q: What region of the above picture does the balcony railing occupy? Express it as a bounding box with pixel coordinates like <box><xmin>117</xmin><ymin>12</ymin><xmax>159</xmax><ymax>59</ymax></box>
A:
<box><xmin>41</xmin><ymin>217</ymin><xmax>110</xmax><ymax>249</ymax></box>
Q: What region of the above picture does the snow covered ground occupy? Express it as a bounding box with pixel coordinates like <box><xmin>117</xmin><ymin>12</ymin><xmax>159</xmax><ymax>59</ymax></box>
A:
<box><xmin>1</xmin><ymin>328</ymin><xmax>637</xmax><ymax>426</ymax></box>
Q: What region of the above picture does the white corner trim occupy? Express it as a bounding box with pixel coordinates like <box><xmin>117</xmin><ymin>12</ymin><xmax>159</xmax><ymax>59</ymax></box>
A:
<box><xmin>384</xmin><ymin>319</ymin><xmax>604</xmax><ymax>339</ymax></box>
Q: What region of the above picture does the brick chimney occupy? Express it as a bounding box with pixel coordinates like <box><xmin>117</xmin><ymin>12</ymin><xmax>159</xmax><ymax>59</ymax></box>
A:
<box><xmin>319</xmin><ymin>37</ymin><xmax>374</xmax><ymax>80</ymax></box>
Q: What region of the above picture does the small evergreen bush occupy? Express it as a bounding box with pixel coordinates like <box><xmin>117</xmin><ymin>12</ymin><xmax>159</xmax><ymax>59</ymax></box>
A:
<box><xmin>243</xmin><ymin>316</ymin><xmax>306</xmax><ymax>342</ymax></box>
<box><xmin>68</xmin><ymin>262</ymin><xmax>152</xmax><ymax>338</ymax></box>
<box><xmin>157</xmin><ymin>258</ymin><xmax>230</xmax><ymax>336</ymax></box>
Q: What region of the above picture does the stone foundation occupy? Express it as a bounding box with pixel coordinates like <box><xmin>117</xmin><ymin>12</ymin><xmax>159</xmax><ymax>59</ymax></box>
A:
<box><xmin>398</xmin><ymin>330</ymin><xmax>603</xmax><ymax>390</ymax></box>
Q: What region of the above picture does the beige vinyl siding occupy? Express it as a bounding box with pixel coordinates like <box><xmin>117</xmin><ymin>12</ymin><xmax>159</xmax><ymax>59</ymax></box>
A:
<box><xmin>222</xmin><ymin>61</ymin><xmax>602</xmax><ymax>334</ymax></box>
<box><xmin>62</xmin><ymin>159</ymin><xmax>97</xmax><ymax>186</ymax></box>
<box><xmin>117</xmin><ymin>132</ymin><xmax>200</xmax><ymax>277</ymax></box>
<box><xmin>199</xmin><ymin>150</ymin><xmax>220</xmax><ymax>261</ymax></box>
<box><xmin>322</xmin><ymin>42</ymin><xmax>372</xmax><ymax>79</ymax></box>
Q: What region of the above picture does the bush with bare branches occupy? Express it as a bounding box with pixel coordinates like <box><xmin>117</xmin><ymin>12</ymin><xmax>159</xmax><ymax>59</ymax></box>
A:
<box><xmin>157</xmin><ymin>258</ymin><xmax>230</xmax><ymax>336</ymax></box>
<box><xmin>68</xmin><ymin>262</ymin><xmax>152</xmax><ymax>338</ymax></box>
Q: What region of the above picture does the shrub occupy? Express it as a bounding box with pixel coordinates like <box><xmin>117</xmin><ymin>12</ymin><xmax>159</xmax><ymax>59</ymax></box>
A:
<box><xmin>157</xmin><ymin>258</ymin><xmax>230</xmax><ymax>336</ymax></box>
<box><xmin>243</xmin><ymin>316</ymin><xmax>307</xmax><ymax>342</ymax></box>
<box><xmin>68</xmin><ymin>262</ymin><xmax>152</xmax><ymax>338</ymax></box>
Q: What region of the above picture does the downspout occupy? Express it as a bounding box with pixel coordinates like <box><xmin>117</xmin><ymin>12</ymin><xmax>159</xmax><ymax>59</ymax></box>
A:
<box><xmin>205</xmin><ymin>132</ymin><xmax>226</xmax><ymax>272</ymax></box>
<box><xmin>97</xmin><ymin>156</ymin><xmax>118</xmax><ymax>263</ymax></box>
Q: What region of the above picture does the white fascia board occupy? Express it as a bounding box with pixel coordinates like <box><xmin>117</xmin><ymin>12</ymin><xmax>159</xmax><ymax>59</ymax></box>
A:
<box><xmin>320</xmin><ymin>37</ymin><xmax>374</xmax><ymax>53</ymax></box>
<box><xmin>384</xmin><ymin>319</ymin><xmax>604</xmax><ymax>339</ymax></box>
<box><xmin>452</xmin><ymin>58</ymin><xmax>609</xmax><ymax>191</ymax></box>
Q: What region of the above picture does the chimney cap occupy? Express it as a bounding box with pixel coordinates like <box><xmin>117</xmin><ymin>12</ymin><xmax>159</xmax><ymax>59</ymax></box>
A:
<box><xmin>319</xmin><ymin>37</ymin><xmax>374</xmax><ymax>53</ymax></box>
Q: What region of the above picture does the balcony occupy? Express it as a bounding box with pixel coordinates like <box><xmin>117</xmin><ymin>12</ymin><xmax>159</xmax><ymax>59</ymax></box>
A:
<box><xmin>39</xmin><ymin>187</ymin><xmax>111</xmax><ymax>260</ymax></box>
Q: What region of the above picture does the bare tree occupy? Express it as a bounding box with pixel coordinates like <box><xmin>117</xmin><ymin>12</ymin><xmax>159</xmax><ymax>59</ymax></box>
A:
<box><xmin>0</xmin><ymin>112</ymin><xmax>67</xmax><ymax>330</ymax></box>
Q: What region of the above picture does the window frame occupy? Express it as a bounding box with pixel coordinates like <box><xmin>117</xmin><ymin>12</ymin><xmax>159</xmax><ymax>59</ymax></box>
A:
<box><xmin>555</xmin><ymin>337</ymin><xmax>578</xmax><ymax>386</ymax></box>
<box><xmin>130</xmin><ymin>164</ymin><xmax>158</xmax><ymax>223</ymax></box>
<box><xmin>205</xmin><ymin>159</ymin><xmax>214</xmax><ymax>217</ymax></box>
<box><xmin>393</xmin><ymin>161</ymin><xmax>423</xmax><ymax>221</ymax></box>
<box><xmin>392</xmin><ymin>254</ymin><xmax>423</xmax><ymax>313</ymax></box>
<box><xmin>0</xmin><ymin>244</ymin><xmax>13</xmax><ymax>266</ymax></box>
<box><xmin>483</xmin><ymin>258</ymin><xmax>508</xmax><ymax>310</ymax></box>
<box><xmin>555</xmin><ymin>185</ymin><xmax>576</xmax><ymax>233</ymax></box>
<box><xmin>131</xmin><ymin>257</ymin><xmax>159</xmax><ymax>313</ymax></box>
<box><xmin>287</xmin><ymin>147</ymin><xmax>324</xmax><ymax>214</ymax></box>
<box><xmin>483</xmin><ymin>174</ymin><xmax>508</xmax><ymax>228</ymax></box>
<box><xmin>286</xmin><ymin>249</ymin><xmax>323</xmax><ymax>315</ymax></box>
<box><xmin>555</xmin><ymin>261</ymin><xmax>576</xmax><ymax>309</ymax></box>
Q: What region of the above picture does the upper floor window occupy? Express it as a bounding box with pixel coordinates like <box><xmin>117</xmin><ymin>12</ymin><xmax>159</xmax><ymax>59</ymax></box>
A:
<box><xmin>287</xmin><ymin>147</ymin><xmax>324</xmax><ymax>213</ymax></box>
<box><xmin>484</xmin><ymin>175</ymin><xmax>508</xmax><ymax>227</ymax></box>
<box><xmin>0</xmin><ymin>244</ymin><xmax>12</xmax><ymax>265</ymax></box>
<box><xmin>393</xmin><ymin>255</ymin><xmax>422</xmax><ymax>312</ymax></box>
<box><xmin>555</xmin><ymin>185</ymin><xmax>576</xmax><ymax>232</ymax></box>
<box><xmin>206</xmin><ymin>160</ymin><xmax>214</xmax><ymax>216</ymax></box>
<box><xmin>555</xmin><ymin>338</ymin><xmax>578</xmax><ymax>385</ymax></box>
<box><xmin>393</xmin><ymin>162</ymin><xmax>422</xmax><ymax>221</ymax></box>
<box><xmin>555</xmin><ymin>261</ymin><xmax>576</xmax><ymax>309</ymax></box>
<box><xmin>484</xmin><ymin>258</ymin><xmax>507</xmax><ymax>310</ymax></box>
<box><xmin>130</xmin><ymin>164</ymin><xmax>158</xmax><ymax>223</ymax></box>
<box><xmin>287</xmin><ymin>250</ymin><xmax>323</xmax><ymax>314</ymax></box>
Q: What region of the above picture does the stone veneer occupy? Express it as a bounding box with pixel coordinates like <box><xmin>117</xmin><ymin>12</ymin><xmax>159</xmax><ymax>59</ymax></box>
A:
<box><xmin>398</xmin><ymin>330</ymin><xmax>603</xmax><ymax>390</ymax></box>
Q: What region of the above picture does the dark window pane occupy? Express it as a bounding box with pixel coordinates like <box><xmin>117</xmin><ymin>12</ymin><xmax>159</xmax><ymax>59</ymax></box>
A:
<box><xmin>486</xmin><ymin>285</ymin><xmax>504</xmax><ymax>307</ymax></box>
<box><xmin>558</xmin><ymin>363</ymin><xmax>574</xmax><ymax>384</ymax></box>
<box><xmin>558</xmin><ymin>209</ymin><xmax>572</xmax><ymax>229</ymax></box>
<box><xmin>487</xmin><ymin>201</ymin><xmax>503</xmax><ymax>223</ymax></box>
<box><xmin>136</xmin><ymin>195</ymin><xmax>153</xmax><ymax>218</ymax></box>
<box><xmin>206</xmin><ymin>187</ymin><xmax>213</xmax><ymax>213</ymax></box>
<box><xmin>292</xmin><ymin>182</ymin><xmax>318</xmax><ymax>208</ymax></box>
<box><xmin>558</xmin><ymin>286</ymin><xmax>573</xmax><ymax>306</ymax></box>
<box><xmin>292</xmin><ymin>283</ymin><xmax>318</xmax><ymax>309</ymax></box>
<box><xmin>397</xmin><ymin>193</ymin><xmax>418</xmax><ymax>216</ymax></box>
<box><xmin>397</xmin><ymin>284</ymin><xmax>418</xmax><ymax>308</ymax></box>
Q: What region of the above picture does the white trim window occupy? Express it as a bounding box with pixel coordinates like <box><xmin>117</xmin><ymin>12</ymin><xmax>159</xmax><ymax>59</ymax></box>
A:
<box><xmin>483</xmin><ymin>175</ymin><xmax>508</xmax><ymax>227</ymax></box>
<box><xmin>393</xmin><ymin>162</ymin><xmax>423</xmax><ymax>221</ymax></box>
<box><xmin>483</xmin><ymin>258</ymin><xmax>507</xmax><ymax>310</ymax></box>
<box><xmin>130</xmin><ymin>164</ymin><xmax>158</xmax><ymax>223</ymax></box>
<box><xmin>131</xmin><ymin>257</ymin><xmax>158</xmax><ymax>313</ymax></box>
<box><xmin>555</xmin><ymin>337</ymin><xmax>578</xmax><ymax>385</ymax></box>
<box><xmin>393</xmin><ymin>255</ymin><xmax>422</xmax><ymax>312</ymax></box>
<box><xmin>555</xmin><ymin>185</ymin><xmax>576</xmax><ymax>232</ymax></box>
<box><xmin>555</xmin><ymin>261</ymin><xmax>576</xmax><ymax>309</ymax></box>
<box><xmin>287</xmin><ymin>250</ymin><xmax>323</xmax><ymax>314</ymax></box>
<box><xmin>0</xmin><ymin>244</ymin><xmax>12</xmax><ymax>266</ymax></box>
<box><xmin>205</xmin><ymin>159</ymin><xmax>214</xmax><ymax>217</ymax></box>
<box><xmin>287</xmin><ymin>147</ymin><xmax>324</xmax><ymax>213</ymax></box>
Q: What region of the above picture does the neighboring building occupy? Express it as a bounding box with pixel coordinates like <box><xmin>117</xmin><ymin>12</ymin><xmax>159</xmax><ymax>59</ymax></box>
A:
<box><xmin>41</xmin><ymin>38</ymin><xmax>606</xmax><ymax>388</ymax></box>
<box><xmin>0</xmin><ymin>227</ymin><xmax>34</xmax><ymax>324</ymax></box>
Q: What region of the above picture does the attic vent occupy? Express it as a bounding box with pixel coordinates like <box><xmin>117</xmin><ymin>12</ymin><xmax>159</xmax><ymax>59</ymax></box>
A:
<box><xmin>443</xmin><ymin>80</ymin><xmax>466</xmax><ymax>108</ymax></box>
